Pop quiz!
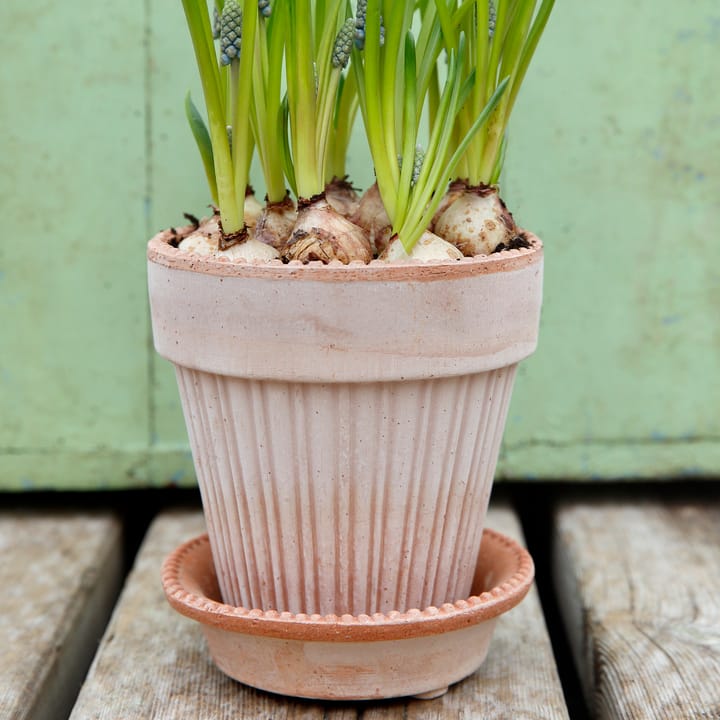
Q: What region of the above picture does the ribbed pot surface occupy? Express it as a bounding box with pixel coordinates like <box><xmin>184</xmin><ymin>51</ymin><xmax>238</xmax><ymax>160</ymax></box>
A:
<box><xmin>175</xmin><ymin>367</ymin><xmax>516</xmax><ymax>615</ymax></box>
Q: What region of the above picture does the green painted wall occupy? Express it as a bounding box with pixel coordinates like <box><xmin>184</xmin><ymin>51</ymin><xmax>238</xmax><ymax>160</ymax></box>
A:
<box><xmin>1</xmin><ymin>2</ymin><xmax>718</xmax><ymax>490</ymax></box>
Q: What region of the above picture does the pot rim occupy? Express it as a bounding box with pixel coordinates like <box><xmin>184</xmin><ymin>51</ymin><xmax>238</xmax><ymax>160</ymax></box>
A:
<box><xmin>147</xmin><ymin>226</ymin><xmax>542</xmax><ymax>283</ymax></box>
<box><xmin>161</xmin><ymin>528</ymin><xmax>534</xmax><ymax>643</ymax></box>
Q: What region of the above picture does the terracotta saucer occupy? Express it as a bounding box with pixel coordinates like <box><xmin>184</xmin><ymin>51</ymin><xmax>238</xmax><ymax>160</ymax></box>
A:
<box><xmin>162</xmin><ymin>528</ymin><xmax>534</xmax><ymax>701</ymax></box>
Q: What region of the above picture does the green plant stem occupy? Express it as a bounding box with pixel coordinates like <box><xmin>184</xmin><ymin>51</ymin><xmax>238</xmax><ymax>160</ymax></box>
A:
<box><xmin>381</xmin><ymin>2</ymin><xmax>413</xmax><ymax>185</ymax></box>
<box><xmin>427</xmin><ymin>62</ymin><xmax>440</xmax><ymax>139</ymax></box>
<box><xmin>328</xmin><ymin>70</ymin><xmax>359</xmax><ymax>181</ymax></box>
<box><xmin>398</xmin><ymin>76</ymin><xmax>509</xmax><ymax>249</ymax></box>
<box><xmin>357</xmin><ymin>0</ymin><xmax>397</xmax><ymax>219</ymax></box>
<box><xmin>280</xmin><ymin>96</ymin><xmax>298</xmax><ymax>196</ymax></box>
<box><xmin>314</xmin><ymin>3</ymin><xmax>345</xmax><ymax>182</ymax></box>
<box><xmin>394</xmin><ymin>32</ymin><xmax>419</xmax><ymax>225</ymax></box>
<box><xmin>230</xmin><ymin>0</ymin><xmax>258</xmax><ymax>222</ymax></box>
<box><xmin>448</xmin><ymin>0</ymin><xmax>555</xmax><ymax>186</ymax></box>
<box><xmin>357</xmin><ymin>5</ymin><xmax>507</xmax><ymax>252</ymax></box>
<box><xmin>181</xmin><ymin>0</ymin><xmax>239</xmax><ymax>231</ymax></box>
<box><xmin>507</xmin><ymin>0</ymin><xmax>555</xmax><ymax>113</ymax></box>
<box><xmin>287</xmin><ymin>0</ymin><xmax>320</xmax><ymax>197</ymax></box>
<box><xmin>473</xmin><ymin>0</ymin><xmax>489</xmax><ymax>114</ymax></box>
<box><xmin>433</xmin><ymin>0</ymin><xmax>458</xmax><ymax>51</ymax></box>
<box><xmin>251</xmin><ymin>9</ymin><xmax>287</xmax><ymax>203</ymax></box>
<box><xmin>477</xmin><ymin>0</ymin><xmax>554</xmax><ymax>181</ymax></box>
<box><xmin>284</xmin><ymin>0</ymin><xmax>350</xmax><ymax>199</ymax></box>
<box><xmin>358</xmin><ymin>6</ymin><xmax>509</xmax><ymax>254</ymax></box>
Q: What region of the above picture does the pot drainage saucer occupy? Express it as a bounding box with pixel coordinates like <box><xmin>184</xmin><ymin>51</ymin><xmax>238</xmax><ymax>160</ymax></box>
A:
<box><xmin>162</xmin><ymin>528</ymin><xmax>534</xmax><ymax>701</ymax></box>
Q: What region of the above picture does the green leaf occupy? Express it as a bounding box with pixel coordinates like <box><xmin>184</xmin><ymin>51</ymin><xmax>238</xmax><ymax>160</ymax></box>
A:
<box><xmin>230</xmin><ymin>0</ymin><xmax>260</xmax><ymax>218</ymax></box>
<box><xmin>181</xmin><ymin>0</ymin><xmax>240</xmax><ymax>232</ymax></box>
<box><xmin>490</xmin><ymin>131</ymin><xmax>508</xmax><ymax>185</ymax></box>
<box><xmin>432</xmin><ymin>0</ymin><xmax>458</xmax><ymax>51</ymax></box>
<box><xmin>402</xmin><ymin>76</ymin><xmax>510</xmax><ymax>250</ymax></box>
<box><xmin>395</xmin><ymin>31</ymin><xmax>419</xmax><ymax>225</ymax></box>
<box><xmin>185</xmin><ymin>92</ymin><xmax>218</xmax><ymax>205</ymax></box>
<box><xmin>507</xmin><ymin>0</ymin><xmax>556</xmax><ymax>112</ymax></box>
<box><xmin>443</xmin><ymin>76</ymin><xmax>510</xmax><ymax>189</ymax></box>
<box><xmin>279</xmin><ymin>95</ymin><xmax>298</xmax><ymax>197</ymax></box>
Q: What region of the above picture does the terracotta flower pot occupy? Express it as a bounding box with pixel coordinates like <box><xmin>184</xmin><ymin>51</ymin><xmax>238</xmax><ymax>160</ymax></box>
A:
<box><xmin>147</xmin><ymin>231</ymin><xmax>542</xmax><ymax>616</ymax></box>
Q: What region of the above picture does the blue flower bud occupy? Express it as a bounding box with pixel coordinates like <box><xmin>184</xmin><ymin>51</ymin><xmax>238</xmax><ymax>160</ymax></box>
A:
<box><xmin>397</xmin><ymin>146</ymin><xmax>424</xmax><ymax>187</ymax></box>
<box><xmin>412</xmin><ymin>145</ymin><xmax>424</xmax><ymax>187</ymax></box>
<box><xmin>354</xmin><ymin>0</ymin><xmax>367</xmax><ymax>49</ymax></box>
<box><xmin>220</xmin><ymin>0</ymin><xmax>243</xmax><ymax>67</ymax></box>
<box><xmin>353</xmin><ymin>1</ymin><xmax>383</xmax><ymax>50</ymax></box>
<box><xmin>212</xmin><ymin>7</ymin><xmax>221</xmax><ymax>40</ymax></box>
<box><xmin>332</xmin><ymin>17</ymin><xmax>355</xmax><ymax>69</ymax></box>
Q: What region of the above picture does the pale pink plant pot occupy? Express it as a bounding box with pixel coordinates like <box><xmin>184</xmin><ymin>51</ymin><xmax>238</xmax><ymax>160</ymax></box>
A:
<box><xmin>147</xmin><ymin>232</ymin><xmax>543</xmax><ymax>616</ymax></box>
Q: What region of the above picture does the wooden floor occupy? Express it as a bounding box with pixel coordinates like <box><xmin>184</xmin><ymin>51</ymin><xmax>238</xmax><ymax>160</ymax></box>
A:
<box><xmin>1</xmin><ymin>490</ymin><xmax>718</xmax><ymax>720</ymax></box>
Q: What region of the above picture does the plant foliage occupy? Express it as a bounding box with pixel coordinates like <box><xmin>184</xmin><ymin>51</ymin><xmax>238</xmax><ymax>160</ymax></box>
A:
<box><xmin>180</xmin><ymin>0</ymin><xmax>554</xmax><ymax>252</ymax></box>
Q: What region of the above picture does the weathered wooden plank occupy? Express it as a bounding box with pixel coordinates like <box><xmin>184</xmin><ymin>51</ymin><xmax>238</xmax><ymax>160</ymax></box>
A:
<box><xmin>0</xmin><ymin>511</ymin><xmax>123</xmax><ymax>720</ymax></box>
<box><xmin>70</xmin><ymin>504</ymin><xmax>568</xmax><ymax>719</ymax></box>
<box><xmin>554</xmin><ymin>499</ymin><xmax>720</xmax><ymax>719</ymax></box>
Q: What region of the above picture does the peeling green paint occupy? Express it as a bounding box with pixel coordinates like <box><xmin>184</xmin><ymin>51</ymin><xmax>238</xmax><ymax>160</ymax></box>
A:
<box><xmin>1</xmin><ymin>0</ymin><xmax>718</xmax><ymax>489</ymax></box>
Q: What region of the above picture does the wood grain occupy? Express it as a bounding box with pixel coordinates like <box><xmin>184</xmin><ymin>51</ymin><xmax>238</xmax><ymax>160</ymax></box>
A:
<box><xmin>554</xmin><ymin>499</ymin><xmax>720</xmax><ymax>719</ymax></box>
<box><xmin>0</xmin><ymin>511</ymin><xmax>123</xmax><ymax>720</ymax></box>
<box><xmin>70</xmin><ymin>504</ymin><xmax>568</xmax><ymax>719</ymax></box>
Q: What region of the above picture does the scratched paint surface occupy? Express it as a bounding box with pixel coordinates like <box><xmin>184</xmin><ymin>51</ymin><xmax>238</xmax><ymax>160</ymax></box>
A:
<box><xmin>501</xmin><ymin>3</ymin><xmax>720</xmax><ymax>478</ymax></box>
<box><xmin>0</xmin><ymin>1</ymin><xmax>151</xmax><ymax>489</ymax></box>
<box><xmin>0</xmin><ymin>1</ymin><xmax>718</xmax><ymax>488</ymax></box>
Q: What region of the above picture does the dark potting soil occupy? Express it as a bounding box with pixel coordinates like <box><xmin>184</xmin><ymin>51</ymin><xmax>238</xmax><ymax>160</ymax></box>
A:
<box><xmin>492</xmin><ymin>232</ymin><xmax>532</xmax><ymax>254</ymax></box>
